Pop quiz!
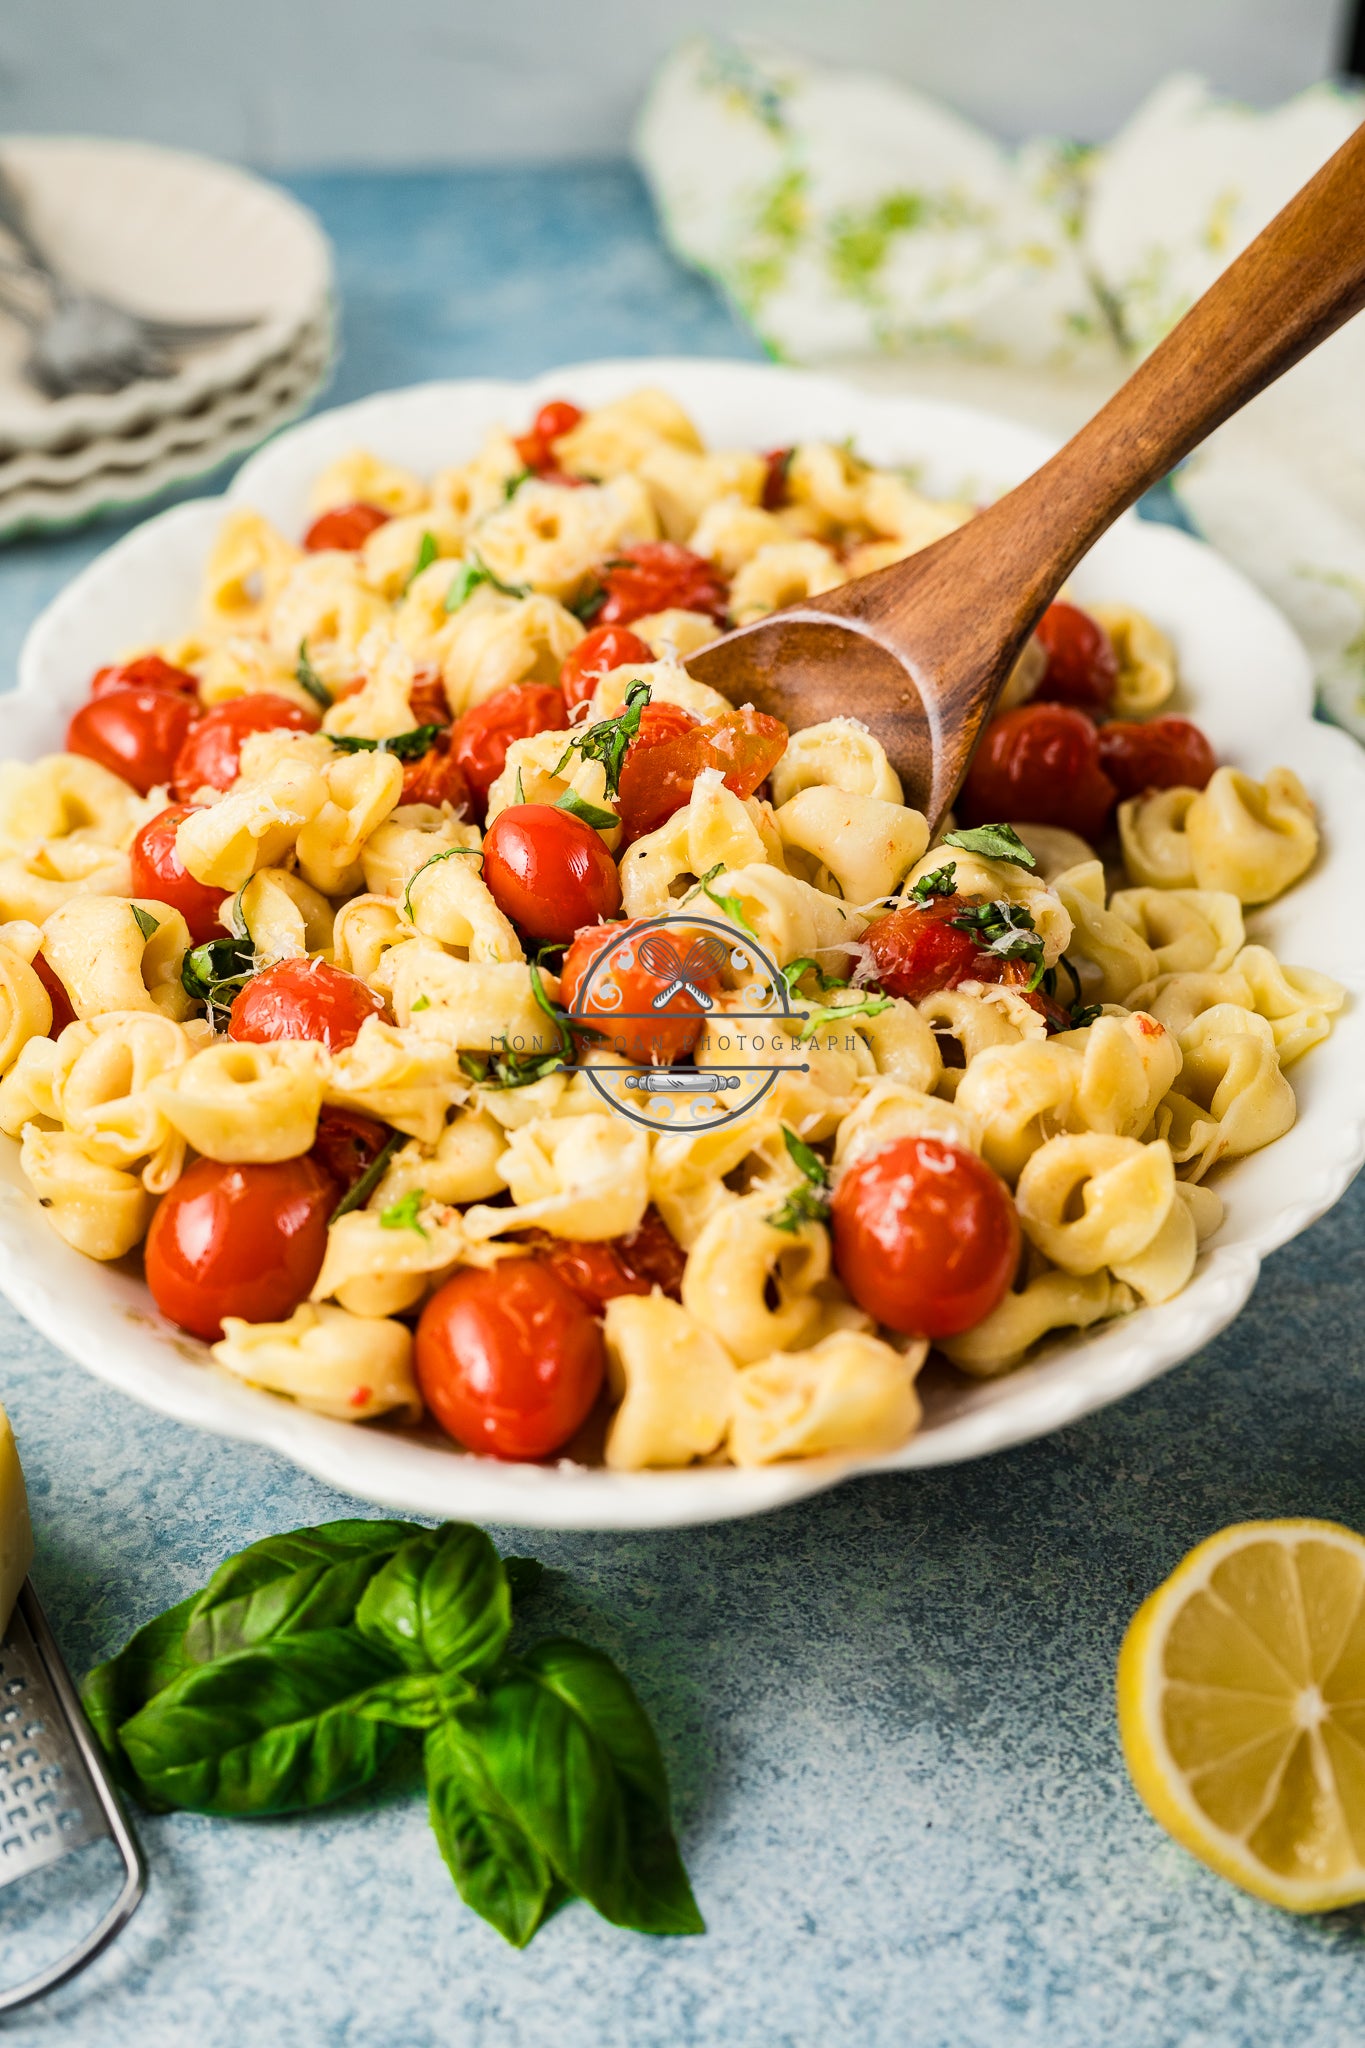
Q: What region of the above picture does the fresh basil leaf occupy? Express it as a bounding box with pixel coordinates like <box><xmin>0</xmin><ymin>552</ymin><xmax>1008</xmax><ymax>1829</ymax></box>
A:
<box><xmin>797</xmin><ymin>991</ymin><xmax>893</xmax><ymax>1045</ymax></box>
<box><xmin>426</xmin><ymin>1719</ymin><xmax>561</xmax><ymax>1949</ymax></box>
<box><xmin>181</xmin><ymin>934</ymin><xmax>255</xmax><ymax>1012</ymax></box>
<box><xmin>410</xmin><ymin>993</ymin><xmax>431</xmax><ymax>1012</ymax></box>
<box><xmin>683</xmin><ymin>862</ymin><xmax>758</xmax><ymax>941</ymax></box>
<box><xmin>503</xmin><ymin>468</ymin><xmax>534</xmax><ymax>500</ymax></box>
<box><xmin>183</xmin><ymin>1520</ymin><xmax>420</xmax><ymax>1665</ymax></box>
<box><xmin>379</xmin><ymin>1189</ymin><xmax>427</xmax><ymax>1237</ymax></box>
<box><xmin>514</xmin><ymin>765</ymin><xmax>527</xmax><ymax>805</ymax></box>
<box><xmin>555</xmin><ymin>679</ymin><xmax>651</xmax><ymax>796</ymax></box>
<box><xmin>461</xmin><ymin>1638</ymin><xmax>703</xmax><ymax>1936</ymax></box>
<box><xmin>554</xmin><ymin>789</ymin><xmax>619</xmax><ymax>832</ymax></box>
<box><xmin>131</xmin><ymin>903</ymin><xmax>160</xmax><ymax>941</ymax></box>
<box><xmin>405</xmin><ymin>530</ymin><xmax>438</xmax><ymax>591</ymax></box>
<box><xmin>82</xmin><ymin>1593</ymin><xmax>200</xmax><ymax>1806</ymax></box>
<box><xmin>568</xmin><ymin>583</ymin><xmax>607</xmax><ymax>624</ymax></box>
<box><xmin>942</xmin><ymin>823</ymin><xmax>1037</xmax><ymax>871</ymax></box>
<box><xmin>296</xmin><ymin>639</ymin><xmax>332</xmax><ymax>709</ymax></box>
<box><xmin>118</xmin><ymin>1628</ymin><xmax>404</xmax><ymax>1815</ymax></box>
<box><xmin>1070</xmin><ymin>1002</ymin><xmax>1104</xmax><ymax>1029</ymax></box>
<box><xmin>780</xmin><ymin>956</ymin><xmax>845</xmax><ymax>995</ymax></box>
<box><xmin>356</xmin><ymin>1524</ymin><xmax>510</xmax><ymax>1681</ymax></box>
<box><xmin>402</xmin><ymin>844</ymin><xmax>484</xmax><ymax>923</ymax></box>
<box><xmin>352</xmin><ymin>1671</ymin><xmax>452</xmax><ymax>1730</ymax></box>
<box><xmin>444</xmin><ymin>561</ymin><xmax>489</xmax><ymax>613</ymax></box>
<box><xmin>328</xmin><ymin>725</ymin><xmax>443</xmax><ymax>763</ymax></box>
<box><xmin>329</xmin><ymin>1129</ymin><xmax>404</xmax><ymax>1222</ymax></box>
<box><xmin>766</xmin><ymin>1127</ymin><xmax>832</xmax><ymax>1234</ymax></box>
<box><xmin>908</xmin><ymin>862</ymin><xmax>958</xmax><ymax>903</ymax></box>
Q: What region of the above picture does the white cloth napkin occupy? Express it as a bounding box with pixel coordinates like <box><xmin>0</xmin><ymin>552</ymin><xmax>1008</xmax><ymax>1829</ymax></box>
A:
<box><xmin>636</xmin><ymin>40</ymin><xmax>1365</xmax><ymax>736</ymax></box>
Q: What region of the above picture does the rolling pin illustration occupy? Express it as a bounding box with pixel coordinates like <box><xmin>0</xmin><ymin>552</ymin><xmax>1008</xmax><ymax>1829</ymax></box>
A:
<box><xmin>623</xmin><ymin>1071</ymin><xmax>742</xmax><ymax>1093</ymax></box>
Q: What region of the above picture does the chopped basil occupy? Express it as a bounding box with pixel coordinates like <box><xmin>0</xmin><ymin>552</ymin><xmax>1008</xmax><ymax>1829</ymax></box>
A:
<box><xmin>465</xmin><ymin>965</ymin><xmax>575</xmax><ymax>1092</ymax></box>
<box><xmin>443</xmin><ymin>553</ymin><xmax>528</xmax><ymax>613</ymax></box>
<box><xmin>780</xmin><ymin>956</ymin><xmax>847</xmax><ymax>995</ymax></box>
<box><xmin>328</xmin><ymin>725</ymin><xmax>444</xmax><ymax>762</ymax></box>
<box><xmin>379</xmin><ymin>1189</ymin><xmax>429</xmax><ymax>1237</ymax></box>
<box><xmin>131</xmin><ymin>904</ymin><xmax>161</xmax><ymax>942</ymax></box>
<box><xmin>503</xmin><ymin>468</ymin><xmax>534</xmax><ymax>500</ymax></box>
<box><xmin>296</xmin><ymin>639</ymin><xmax>332</xmax><ymax>710</ymax></box>
<box><xmin>1070</xmin><ymin>1003</ymin><xmax>1104</xmax><ymax>1029</ymax></box>
<box><xmin>680</xmin><ymin>862</ymin><xmax>758</xmax><ymax>942</ymax></box>
<box><xmin>403</xmin><ymin>845</ymin><xmax>485</xmax><ymax>924</ymax></box>
<box><xmin>766</xmin><ymin>1126</ymin><xmax>832</xmax><ymax>1233</ymax></box>
<box><xmin>798</xmin><ymin>991</ymin><xmax>893</xmax><ymax>1044</ymax></box>
<box><xmin>942</xmin><ymin>823</ymin><xmax>1037</xmax><ymax>871</ymax></box>
<box><xmin>949</xmin><ymin>899</ymin><xmax>1047</xmax><ymax>990</ymax></box>
<box><xmin>404</xmin><ymin>530</ymin><xmax>438</xmax><ymax>592</ymax></box>
<box><xmin>330</xmin><ymin>1130</ymin><xmax>405</xmax><ymax>1222</ymax></box>
<box><xmin>554</xmin><ymin>679</ymin><xmax>650</xmax><ymax>796</ymax></box>
<box><xmin>410</xmin><ymin>994</ymin><xmax>432</xmax><ymax>1013</ymax></box>
<box><xmin>555</xmin><ymin>789</ymin><xmax>619</xmax><ymax>832</ymax></box>
<box><xmin>568</xmin><ymin>583</ymin><xmax>608</xmax><ymax>624</ymax></box>
<box><xmin>908</xmin><ymin>862</ymin><xmax>958</xmax><ymax>903</ymax></box>
<box><xmin>181</xmin><ymin>934</ymin><xmax>255</xmax><ymax>1016</ymax></box>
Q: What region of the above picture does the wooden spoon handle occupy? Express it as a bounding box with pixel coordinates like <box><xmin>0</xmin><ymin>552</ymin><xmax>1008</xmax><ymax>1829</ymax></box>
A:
<box><xmin>956</xmin><ymin>116</ymin><xmax>1365</xmax><ymax>619</ymax></box>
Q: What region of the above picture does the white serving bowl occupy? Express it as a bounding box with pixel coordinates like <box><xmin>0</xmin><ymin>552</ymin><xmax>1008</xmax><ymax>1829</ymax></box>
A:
<box><xmin>9</xmin><ymin>360</ymin><xmax>1365</xmax><ymax>1529</ymax></box>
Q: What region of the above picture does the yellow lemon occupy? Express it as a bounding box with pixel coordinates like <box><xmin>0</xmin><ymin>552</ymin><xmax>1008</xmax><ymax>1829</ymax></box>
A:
<box><xmin>1118</xmin><ymin>1518</ymin><xmax>1365</xmax><ymax>1912</ymax></box>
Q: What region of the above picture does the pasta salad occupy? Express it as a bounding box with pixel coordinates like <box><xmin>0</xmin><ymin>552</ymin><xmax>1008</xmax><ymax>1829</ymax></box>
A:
<box><xmin>0</xmin><ymin>386</ymin><xmax>1343</xmax><ymax>1472</ymax></box>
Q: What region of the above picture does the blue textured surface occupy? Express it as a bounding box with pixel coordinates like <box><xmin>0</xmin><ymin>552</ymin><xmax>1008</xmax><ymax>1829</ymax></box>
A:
<box><xmin>0</xmin><ymin>167</ymin><xmax>1362</xmax><ymax>2048</ymax></box>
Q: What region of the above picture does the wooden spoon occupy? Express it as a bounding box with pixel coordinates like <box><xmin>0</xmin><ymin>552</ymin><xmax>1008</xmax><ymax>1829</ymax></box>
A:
<box><xmin>687</xmin><ymin>120</ymin><xmax>1365</xmax><ymax>830</ymax></box>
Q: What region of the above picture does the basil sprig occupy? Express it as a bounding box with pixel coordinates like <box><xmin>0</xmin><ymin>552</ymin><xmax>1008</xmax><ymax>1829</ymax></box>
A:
<box><xmin>84</xmin><ymin>1519</ymin><xmax>701</xmax><ymax>1947</ymax></box>
<box><xmin>942</xmin><ymin>823</ymin><xmax>1037</xmax><ymax>871</ymax></box>
<box><xmin>766</xmin><ymin>1127</ymin><xmax>832</xmax><ymax>1234</ymax></box>
<box><xmin>328</xmin><ymin>725</ymin><xmax>444</xmax><ymax>762</ymax></box>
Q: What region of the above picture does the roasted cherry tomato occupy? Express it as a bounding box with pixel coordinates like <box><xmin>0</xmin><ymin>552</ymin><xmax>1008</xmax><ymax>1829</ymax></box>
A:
<box><xmin>761</xmin><ymin>447</ymin><xmax>794</xmax><ymax>511</ymax></box>
<box><xmin>597</xmin><ymin>543</ymin><xmax>729</xmax><ymax>627</ymax></box>
<box><xmin>66</xmin><ymin>684</ymin><xmax>199</xmax><ymax>797</ymax></box>
<box><xmin>303</xmin><ymin>501</ymin><xmax>391</xmax><ymax>552</ymax></box>
<box><xmin>407</xmin><ymin>670</ymin><xmax>452</xmax><ymax>728</ymax></box>
<box><xmin>482</xmin><ymin>803</ymin><xmax>622</xmax><ymax>943</ymax></box>
<box><xmin>864</xmin><ymin>894</ymin><xmax>988</xmax><ymax>1004</ymax></box>
<box><xmin>615</xmin><ymin>703</ymin><xmax>788</xmax><ymax>845</ymax></box>
<box><xmin>89</xmin><ymin>654</ymin><xmax>200</xmax><ymax>700</ymax></box>
<box><xmin>401</xmin><ymin>732</ymin><xmax>473</xmax><ymax>813</ymax></box>
<box><xmin>1033</xmin><ymin>602</ymin><xmax>1118</xmax><ymax>714</ymax></box>
<box><xmin>450</xmin><ymin>683</ymin><xmax>568</xmax><ymax>817</ymax></box>
<box><xmin>171</xmin><ymin>693</ymin><xmax>319</xmax><ymax>800</ymax></box>
<box><xmin>415</xmin><ymin>1259</ymin><xmax>605</xmax><ymax>1460</ymax></box>
<box><xmin>513</xmin><ymin>398</ymin><xmax>584</xmax><ymax>474</ymax></box>
<box><xmin>31</xmin><ymin>952</ymin><xmax>76</xmax><ymax>1037</ymax></box>
<box><xmin>521</xmin><ymin>1207</ymin><xmax>688</xmax><ymax>1315</ymax></box>
<box><xmin>559</xmin><ymin>625</ymin><xmax>655</xmax><ymax>717</ymax></box>
<box><xmin>561</xmin><ymin>916</ymin><xmax>723</xmax><ymax>1065</ymax></box>
<box><xmin>145</xmin><ymin>1155</ymin><xmax>337</xmax><ymax>1343</ymax></box>
<box><xmin>831</xmin><ymin>1136</ymin><xmax>1020</xmax><ymax>1339</ymax></box>
<box><xmin>309</xmin><ymin>1108</ymin><xmax>393</xmax><ymax>1200</ymax></box>
<box><xmin>129</xmin><ymin>804</ymin><xmax>229</xmax><ymax>946</ymax></box>
<box><xmin>1096</xmin><ymin>716</ymin><xmax>1217</xmax><ymax>799</ymax></box>
<box><xmin>228</xmin><ymin>958</ymin><xmax>386</xmax><ymax>1054</ymax></box>
<box><xmin>958</xmin><ymin>703</ymin><xmax>1118</xmax><ymax>844</ymax></box>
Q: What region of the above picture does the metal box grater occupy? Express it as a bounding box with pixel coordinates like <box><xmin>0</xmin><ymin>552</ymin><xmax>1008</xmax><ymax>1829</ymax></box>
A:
<box><xmin>0</xmin><ymin>1582</ymin><xmax>144</xmax><ymax>2012</ymax></box>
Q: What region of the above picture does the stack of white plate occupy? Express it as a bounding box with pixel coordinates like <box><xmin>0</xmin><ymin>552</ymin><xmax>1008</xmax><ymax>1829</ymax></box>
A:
<box><xmin>0</xmin><ymin>137</ymin><xmax>334</xmax><ymax>542</ymax></box>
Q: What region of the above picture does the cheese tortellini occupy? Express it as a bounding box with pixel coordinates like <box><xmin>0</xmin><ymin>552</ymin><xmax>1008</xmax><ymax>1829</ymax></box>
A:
<box><xmin>1</xmin><ymin>386</ymin><xmax>1339</xmax><ymax>1478</ymax></box>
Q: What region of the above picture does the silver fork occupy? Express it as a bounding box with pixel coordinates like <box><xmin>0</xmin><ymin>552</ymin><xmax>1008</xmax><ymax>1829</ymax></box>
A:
<box><xmin>0</xmin><ymin>161</ymin><xmax>260</xmax><ymax>398</ymax></box>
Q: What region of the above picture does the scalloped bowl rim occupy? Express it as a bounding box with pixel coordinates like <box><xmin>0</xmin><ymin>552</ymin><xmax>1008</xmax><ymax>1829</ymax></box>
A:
<box><xmin>7</xmin><ymin>359</ymin><xmax>1365</xmax><ymax>1529</ymax></box>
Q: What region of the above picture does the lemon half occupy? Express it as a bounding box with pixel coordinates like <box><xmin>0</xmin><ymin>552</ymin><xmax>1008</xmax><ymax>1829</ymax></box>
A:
<box><xmin>1118</xmin><ymin>1518</ymin><xmax>1365</xmax><ymax>1912</ymax></box>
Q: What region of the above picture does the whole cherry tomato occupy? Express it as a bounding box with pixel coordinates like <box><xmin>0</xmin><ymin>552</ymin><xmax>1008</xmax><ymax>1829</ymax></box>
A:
<box><xmin>31</xmin><ymin>952</ymin><xmax>76</xmax><ymax>1037</ymax></box>
<box><xmin>761</xmin><ymin>447</ymin><xmax>794</xmax><ymax>511</ymax></box>
<box><xmin>561</xmin><ymin>916</ymin><xmax>723</xmax><ymax>1065</ymax></box>
<box><xmin>1096</xmin><ymin>716</ymin><xmax>1216</xmax><ymax>799</ymax></box>
<box><xmin>559</xmin><ymin>625</ymin><xmax>655</xmax><ymax>717</ymax></box>
<box><xmin>228</xmin><ymin>958</ymin><xmax>386</xmax><ymax>1054</ymax></box>
<box><xmin>1033</xmin><ymin>602</ymin><xmax>1118</xmax><ymax>714</ymax></box>
<box><xmin>407</xmin><ymin>671</ymin><xmax>452</xmax><ymax>728</ymax></box>
<box><xmin>597</xmin><ymin>543</ymin><xmax>729</xmax><ymax>627</ymax></box>
<box><xmin>958</xmin><ymin>702</ymin><xmax>1118</xmax><ymax>844</ymax></box>
<box><xmin>615</xmin><ymin>703</ymin><xmax>788</xmax><ymax>845</ymax></box>
<box><xmin>303</xmin><ymin>501</ymin><xmax>391</xmax><ymax>552</ymax></box>
<box><xmin>171</xmin><ymin>693</ymin><xmax>319</xmax><ymax>800</ymax></box>
<box><xmin>450</xmin><ymin>683</ymin><xmax>568</xmax><ymax>817</ymax></box>
<box><xmin>89</xmin><ymin>654</ymin><xmax>200</xmax><ymax>700</ymax></box>
<box><xmin>521</xmin><ymin>1207</ymin><xmax>688</xmax><ymax>1314</ymax></box>
<box><xmin>129</xmin><ymin>805</ymin><xmax>229</xmax><ymax>946</ymax></box>
<box><xmin>864</xmin><ymin>894</ymin><xmax>990</xmax><ymax>1004</ymax></box>
<box><xmin>482</xmin><ymin>803</ymin><xmax>622</xmax><ymax>943</ymax></box>
<box><xmin>831</xmin><ymin>1136</ymin><xmax>1020</xmax><ymax>1339</ymax></box>
<box><xmin>401</xmin><ymin>732</ymin><xmax>473</xmax><ymax>813</ymax></box>
<box><xmin>145</xmin><ymin>1155</ymin><xmax>338</xmax><ymax>1342</ymax></box>
<box><xmin>309</xmin><ymin>1108</ymin><xmax>393</xmax><ymax>1200</ymax></box>
<box><xmin>415</xmin><ymin>1259</ymin><xmax>605</xmax><ymax>1460</ymax></box>
<box><xmin>513</xmin><ymin>398</ymin><xmax>584</xmax><ymax>474</ymax></box>
<box><xmin>67</xmin><ymin>684</ymin><xmax>199</xmax><ymax>796</ymax></box>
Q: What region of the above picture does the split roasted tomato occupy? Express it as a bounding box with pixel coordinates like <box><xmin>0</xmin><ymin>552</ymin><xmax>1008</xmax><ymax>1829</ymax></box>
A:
<box><xmin>228</xmin><ymin>958</ymin><xmax>386</xmax><ymax>1054</ymax></box>
<box><xmin>559</xmin><ymin>626</ymin><xmax>655</xmax><ymax>717</ymax></box>
<box><xmin>145</xmin><ymin>1155</ymin><xmax>338</xmax><ymax>1343</ymax></box>
<box><xmin>171</xmin><ymin>693</ymin><xmax>320</xmax><ymax>800</ymax></box>
<box><xmin>761</xmin><ymin>447</ymin><xmax>794</xmax><ymax>511</ymax></box>
<box><xmin>863</xmin><ymin>894</ymin><xmax>988</xmax><ymax>1004</ymax></box>
<box><xmin>407</xmin><ymin>671</ymin><xmax>452</xmax><ymax>728</ymax></box>
<box><xmin>520</xmin><ymin>1207</ymin><xmax>688</xmax><ymax>1314</ymax></box>
<box><xmin>67</xmin><ymin>684</ymin><xmax>200</xmax><ymax>797</ymax></box>
<box><xmin>129</xmin><ymin>805</ymin><xmax>229</xmax><ymax>946</ymax></box>
<box><xmin>415</xmin><ymin>1259</ymin><xmax>605</xmax><ymax>1460</ymax></box>
<box><xmin>303</xmin><ymin>501</ymin><xmax>391</xmax><ymax>552</ymax></box>
<box><xmin>561</xmin><ymin>916</ymin><xmax>724</xmax><ymax>1065</ymax></box>
<box><xmin>616</xmin><ymin>703</ymin><xmax>788</xmax><ymax>845</ymax></box>
<box><xmin>513</xmin><ymin>399</ymin><xmax>584</xmax><ymax>475</ymax></box>
<box><xmin>482</xmin><ymin>804</ymin><xmax>622</xmax><ymax>944</ymax></box>
<box><xmin>831</xmin><ymin>1136</ymin><xmax>1020</xmax><ymax>1339</ymax></box>
<box><xmin>309</xmin><ymin>1108</ymin><xmax>394</xmax><ymax>1200</ymax></box>
<box><xmin>958</xmin><ymin>702</ymin><xmax>1118</xmax><ymax>845</ymax></box>
<box><xmin>401</xmin><ymin>732</ymin><xmax>473</xmax><ymax>813</ymax></box>
<box><xmin>89</xmin><ymin>655</ymin><xmax>200</xmax><ymax>701</ymax></box>
<box><xmin>450</xmin><ymin>683</ymin><xmax>568</xmax><ymax>817</ymax></box>
<box><xmin>1096</xmin><ymin>716</ymin><xmax>1216</xmax><ymax>799</ymax></box>
<box><xmin>1033</xmin><ymin>602</ymin><xmax>1119</xmax><ymax>714</ymax></box>
<box><xmin>32</xmin><ymin>952</ymin><xmax>76</xmax><ymax>1037</ymax></box>
<box><xmin>597</xmin><ymin>543</ymin><xmax>729</xmax><ymax>628</ymax></box>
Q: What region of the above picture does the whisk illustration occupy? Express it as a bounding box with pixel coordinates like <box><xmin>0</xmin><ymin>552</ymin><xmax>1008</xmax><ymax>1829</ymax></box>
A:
<box><xmin>636</xmin><ymin>931</ymin><xmax>730</xmax><ymax>1009</ymax></box>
